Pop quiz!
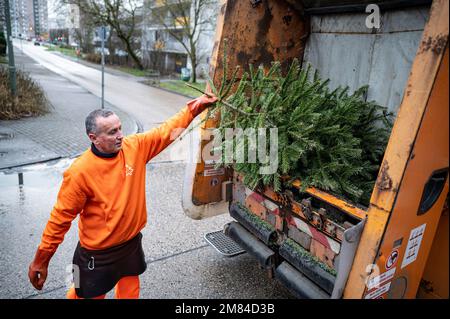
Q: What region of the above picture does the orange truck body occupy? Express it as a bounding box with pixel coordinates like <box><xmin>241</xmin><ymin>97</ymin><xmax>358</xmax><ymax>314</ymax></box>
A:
<box><xmin>183</xmin><ymin>0</ymin><xmax>448</xmax><ymax>299</ymax></box>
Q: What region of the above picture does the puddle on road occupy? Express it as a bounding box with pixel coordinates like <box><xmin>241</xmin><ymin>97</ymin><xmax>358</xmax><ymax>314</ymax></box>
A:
<box><xmin>0</xmin><ymin>158</ymin><xmax>75</xmax><ymax>214</ymax></box>
<box><xmin>0</xmin><ymin>158</ymin><xmax>74</xmax><ymax>188</ymax></box>
<box><xmin>0</xmin><ymin>132</ymin><xmax>14</xmax><ymax>140</ymax></box>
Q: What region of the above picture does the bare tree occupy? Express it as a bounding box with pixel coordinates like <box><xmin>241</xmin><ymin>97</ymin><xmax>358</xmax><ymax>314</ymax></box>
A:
<box><xmin>0</xmin><ymin>1</ymin><xmax>6</xmax><ymax>30</ymax></box>
<box><xmin>74</xmin><ymin>9</ymin><xmax>96</xmax><ymax>54</ymax></box>
<box><xmin>0</xmin><ymin>2</ymin><xmax>6</xmax><ymax>57</ymax></box>
<box><xmin>147</xmin><ymin>0</ymin><xmax>216</xmax><ymax>83</ymax></box>
<box><xmin>144</xmin><ymin>38</ymin><xmax>164</xmax><ymax>70</ymax></box>
<box><xmin>62</xmin><ymin>0</ymin><xmax>144</xmax><ymax>69</ymax></box>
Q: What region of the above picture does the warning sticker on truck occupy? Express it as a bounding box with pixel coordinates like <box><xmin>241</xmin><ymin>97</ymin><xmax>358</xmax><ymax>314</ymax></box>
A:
<box><xmin>385</xmin><ymin>249</ymin><xmax>399</xmax><ymax>270</ymax></box>
<box><xmin>401</xmin><ymin>223</ymin><xmax>426</xmax><ymax>269</ymax></box>
<box><xmin>367</xmin><ymin>268</ymin><xmax>396</xmax><ymax>290</ymax></box>
<box><xmin>204</xmin><ymin>167</ymin><xmax>225</xmax><ymax>176</ymax></box>
<box><xmin>364</xmin><ymin>282</ymin><xmax>391</xmax><ymax>299</ymax></box>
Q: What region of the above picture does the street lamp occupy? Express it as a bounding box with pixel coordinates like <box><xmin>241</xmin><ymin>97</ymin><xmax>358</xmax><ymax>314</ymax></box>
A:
<box><xmin>3</xmin><ymin>0</ymin><xmax>17</xmax><ymax>96</ymax></box>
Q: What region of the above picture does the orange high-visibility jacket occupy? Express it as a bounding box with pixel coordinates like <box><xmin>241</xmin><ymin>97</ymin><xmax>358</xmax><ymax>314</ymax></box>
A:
<box><xmin>39</xmin><ymin>106</ymin><xmax>195</xmax><ymax>252</ymax></box>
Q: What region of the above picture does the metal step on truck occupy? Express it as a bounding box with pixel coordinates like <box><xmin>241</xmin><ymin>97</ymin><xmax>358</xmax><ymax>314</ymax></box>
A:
<box><xmin>182</xmin><ymin>0</ymin><xmax>448</xmax><ymax>299</ymax></box>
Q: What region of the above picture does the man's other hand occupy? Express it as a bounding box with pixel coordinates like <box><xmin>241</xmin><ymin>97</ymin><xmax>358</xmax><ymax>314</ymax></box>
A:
<box><xmin>28</xmin><ymin>249</ymin><xmax>54</xmax><ymax>290</ymax></box>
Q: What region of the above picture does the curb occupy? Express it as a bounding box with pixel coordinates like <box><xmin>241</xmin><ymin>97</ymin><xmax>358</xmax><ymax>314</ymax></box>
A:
<box><xmin>0</xmin><ymin>156</ymin><xmax>64</xmax><ymax>172</ymax></box>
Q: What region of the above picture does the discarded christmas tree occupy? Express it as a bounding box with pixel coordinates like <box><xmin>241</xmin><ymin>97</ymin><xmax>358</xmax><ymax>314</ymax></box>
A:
<box><xmin>207</xmin><ymin>58</ymin><xmax>393</xmax><ymax>207</ymax></box>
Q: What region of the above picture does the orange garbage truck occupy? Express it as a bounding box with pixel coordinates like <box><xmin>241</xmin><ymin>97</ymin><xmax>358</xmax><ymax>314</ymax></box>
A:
<box><xmin>182</xmin><ymin>0</ymin><xmax>448</xmax><ymax>299</ymax></box>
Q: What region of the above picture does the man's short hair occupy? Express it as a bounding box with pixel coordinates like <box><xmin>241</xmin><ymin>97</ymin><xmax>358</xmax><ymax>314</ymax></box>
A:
<box><xmin>85</xmin><ymin>109</ymin><xmax>115</xmax><ymax>135</ymax></box>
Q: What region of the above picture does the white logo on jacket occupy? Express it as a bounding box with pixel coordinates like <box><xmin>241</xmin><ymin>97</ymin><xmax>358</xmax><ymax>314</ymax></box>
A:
<box><xmin>125</xmin><ymin>164</ymin><xmax>134</xmax><ymax>176</ymax></box>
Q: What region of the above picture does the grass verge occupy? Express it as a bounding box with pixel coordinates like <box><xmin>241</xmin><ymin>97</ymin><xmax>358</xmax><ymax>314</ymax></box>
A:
<box><xmin>45</xmin><ymin>46</ymin><xmax>79</xmax><ymax>59</ymax></box>
<box><xmin>159</xmin><ymin>80</ymin><xmax>205</xmax><ymax>98</ymax></box>
<box><xmin>113</xmin><ymin>66</ymin><xmax>149</xmax><ymax>77</ymax></box>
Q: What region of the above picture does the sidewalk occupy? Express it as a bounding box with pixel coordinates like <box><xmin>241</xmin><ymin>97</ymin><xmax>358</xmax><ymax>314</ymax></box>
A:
<box><xmin>0</xmin><ymin>49</ymin><xmax>140</xmax><ymax>170</ymax></box>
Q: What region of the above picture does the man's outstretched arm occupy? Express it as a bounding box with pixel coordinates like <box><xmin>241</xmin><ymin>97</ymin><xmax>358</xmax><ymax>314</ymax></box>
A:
<box><xmin>28</xmin><ymin>170</ymin><xmax>86</xmax><ymax>290</ymax></box>
<box><xmin>135</xmin><ymin>94</ymin><xmax>217</xmax><ymax>163</ymax></box>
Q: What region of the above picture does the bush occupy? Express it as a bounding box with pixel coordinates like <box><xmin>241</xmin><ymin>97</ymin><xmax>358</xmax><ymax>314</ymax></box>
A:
<box><xmin>0</xmin><ymin>67</ymin><xmax>52</xmax><ymax>120</ymax></box>
<box><xmin>59</xmin><ymin>43</ymin><xmax>72</xmax><ymax>50</ymax></box>
<box><xmin>84</xmin><ymin>53</ymin><xmax>101</xmax><ymax>64</ymax></box>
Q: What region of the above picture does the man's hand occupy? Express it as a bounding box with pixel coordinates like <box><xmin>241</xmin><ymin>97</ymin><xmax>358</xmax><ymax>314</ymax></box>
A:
<box><xmin>28</xmin><ymin>249</ymin><xmax>54</xmax><ymax>290</ymax></box>
<box><xmin>187</xmin><ymin>94</ymin><xmax>218</xmax><ymax>117</ymax></box>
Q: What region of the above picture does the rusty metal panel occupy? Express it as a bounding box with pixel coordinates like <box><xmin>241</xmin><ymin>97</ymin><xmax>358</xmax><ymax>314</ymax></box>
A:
<box><xmin>366</xmin><ymin>46</ymin><xmax>448</xmax><ymax>299</ymax></box>
<box><xmin>344</xmin><ymin>0</ymin><xmax>448</xmax><ymax>298</ymax></box>
<box><xmin>304</xmin><ymin>7</ymin><xmax>429</xmax><ymax>115</ymax></box>
<box><xmin>288</xmin><ymin>226</ymin><xmax>312</xmax><ymax>250</ymax></box>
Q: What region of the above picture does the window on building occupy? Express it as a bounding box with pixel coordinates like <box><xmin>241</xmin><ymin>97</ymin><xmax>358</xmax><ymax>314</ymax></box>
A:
<box><xmin>169</xmin><ymin>29</ymin><xmax>183</xmax><ymax>42</ymax></box>
<box><xmin>155</xmin><ymin>30</ymin><xmax>161</xmax><ymax>41</ymax></box>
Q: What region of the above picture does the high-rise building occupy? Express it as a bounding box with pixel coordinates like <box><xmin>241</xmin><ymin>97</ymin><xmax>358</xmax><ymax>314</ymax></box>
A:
<box><xmin>9</xmin><ymin>0</ymin><xmax>48</xmax><ymax>38</ymax></box>
<box><xmin>8</xmin><ymin>0</ymin><xmax>32</xmax><ymax>38</ymax></box>
<box><xmin>32</xmin><ymin>0</ymin><xmax>48</xmax><ymax>36</ymax></box>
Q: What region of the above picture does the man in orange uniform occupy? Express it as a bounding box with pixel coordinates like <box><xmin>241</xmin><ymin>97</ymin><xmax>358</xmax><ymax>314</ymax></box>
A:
<box><xmin>28</xmin><ymin>94</ymin><xmax>217</xmax><ymax>299</ymax></box>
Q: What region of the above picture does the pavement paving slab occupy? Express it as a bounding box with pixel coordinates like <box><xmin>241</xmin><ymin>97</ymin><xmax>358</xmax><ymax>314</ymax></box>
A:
<box><xmin>0</xmin><ymin>126</ymin><xmax>61</xmax><ymax>168</ymax></box>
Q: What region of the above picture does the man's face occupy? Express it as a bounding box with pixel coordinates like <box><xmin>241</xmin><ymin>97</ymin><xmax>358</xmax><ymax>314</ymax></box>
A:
<box><xmin>89</xmin><ymin>114</ymin><xmax>124</xmax><ymax>153</ymax></box>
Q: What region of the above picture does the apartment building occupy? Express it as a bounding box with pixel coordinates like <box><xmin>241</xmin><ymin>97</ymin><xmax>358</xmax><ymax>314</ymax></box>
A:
<box><xmin>141</xmin><ymin>0</ymin><xmax>218</xmax><ymax>76</ymax></box>
<box><xmin>9</xmin><ymin>0</ymin><xmax>32</xmax><ymax>38</ymax></box>
<box><xmin>9</xmin><ymin>0</ymin><xmax>48</xmax><ymax>38</ymax></box>
<box><xmin>32</xmin><ymin>0</ymin><xmax>48</xmax><ymax>36</ymax></box>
